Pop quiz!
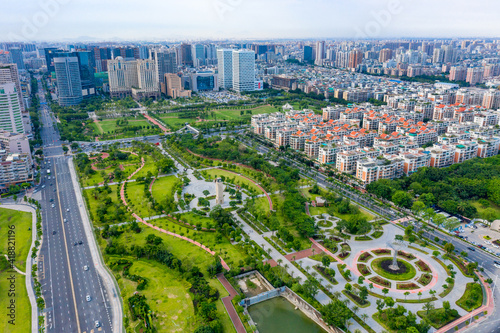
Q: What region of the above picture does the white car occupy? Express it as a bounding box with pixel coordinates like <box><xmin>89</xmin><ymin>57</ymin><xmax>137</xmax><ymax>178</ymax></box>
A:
<box><xmin>95</xmin><ymin>321</ymin><xmax>100</xmax><ymax>328</ymax></box>
<box><xmin>86</xmin><ymin>295</ymin><xmax>91</xmax><ymax>302</ymax></box>
<box><xmin>66</xmin><ymin>208</ymin><xmax>70</xmax><ymax>212</ymax></box>
<box><xmin>84</xmin><ymin>265</ymin><xmax>89</xmax><ymax>271</ymax></box>
<box><xmin>485</xmin><ymin>240</ymin><xmax>492</xmax><ymax>245</ymax></box>
<box><xmin>51</xmin><ymin>204</ymin><xmax>55</xmax><ymax>208</ymax></box>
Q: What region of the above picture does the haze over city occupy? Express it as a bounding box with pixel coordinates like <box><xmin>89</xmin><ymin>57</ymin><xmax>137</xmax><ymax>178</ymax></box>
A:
<box><xmin>2</xmin><ymin>0</ymin><xmax>500</xmax><ymax>41</ymax></box>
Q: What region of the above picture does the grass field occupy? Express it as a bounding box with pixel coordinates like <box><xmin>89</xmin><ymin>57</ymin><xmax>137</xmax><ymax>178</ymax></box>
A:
<box><xmin>151</xmin><ymin>175</ymin><xmax>178</xmax><ymax>203</ymax></box>
<box><xmin>202</xmin><ymin>169</ymin><xmax>263</xmax><ymax>195</ymax></box>
<box><xmin>0</xmin><ymin>257</ymin><xmax>30</xmax><ymax>333</ymax></box>
<box><xmin>97</xmin><ymin>118</ymin><xmax>153</xmax><ymax>134</ymax></box>
<box><xmin>471</xmin><ymin>200</ymin><xmax>500</xmax><ymax>220</ymax></box>
<box><xmin>211</xmin><ymin>105</ymin><xmax>278</xmax><ymax>120</ymax></box>
<box><xmin>126</xmin><ymin>181</ymin><xmax>157</xmax><ymax>218</ymax></box>
<box><xmin>0</xmin><ymin>207</ymin><xmax>32</xmax><ymax>270</ymax></box>
<box><xmin>178</xmin><ymin>212</ymin><xmax>216</xmax><ymax>229</ymax></box>
<box><xmin>84</xmin><ymin>184</ymin><xmax>131</xmax><ymax>227</ymax></box>
<box><xmin>116</xmin><ymin>259</ymin><xmax>195</xmax><ymax>332</ymax></box>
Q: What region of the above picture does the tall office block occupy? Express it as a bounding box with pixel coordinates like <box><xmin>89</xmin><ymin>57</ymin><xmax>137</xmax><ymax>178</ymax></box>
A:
<box><xmin>232</xmin><ymin>50</ymin><xmax>255</xmax><ymax>92</ymax></box>
<box><xmin>192</xmin><ymin>44</ymin><xmax>205</xmax><ymax>67</ymax></box>
<box><xmin>76</xmin><ymin>51</ymin><xmax>96</xmax><ymax>97</ymax></box>
<box><xmin>217</xmin><ymin>49</ymin><xmax>233</xmax><ymax>89</ymax></box>
<box><xmin>0</xmin><ymin>64</ymin><xmax>25</xmax><ymax>113</ymax></box>
<box><xmin>9</xmin><ymin>48</ymin><xmax>24</xmax><ymax>71</ymax></box>
<box><xmin>303</xmin><ymin>45</ymin><xmax>313</xmax><ymax>62</ymax></box>
<box><xmin>0</xmin><ymin>83</ymin><xmax>24</xmax><ymax>133</ymax></box>
<box><xmin>150</xmin><ymin>49</ymin><xmax>177</xmax><ymax>94</ymax></box>
<box><xmin>0</xmin><ymin>51</ymin><xmax>12</xmax><ymax>64</ymax></box>
<box><xmin>315</xmin><ymin>41</ymin><xmax>325</xmax><ymax>65</ymax></box>
<box><xmin>54</xmin><ymin>57</ymin><xmax>83</xmax><ymax>106</ymax></box>
<box><xmin>180</xmin><ymin>43</ymin><xmax>193</xmax><ymax>67</ymax></box>
<box><xmin>44</xmin><ymin>47</ymin><xmax>64</xmax><ymax>73</ymax></box>
<box><xmin>108</xmin><ymin>57</ymin><xmax>159</xmax><ymax>100</ymax></box>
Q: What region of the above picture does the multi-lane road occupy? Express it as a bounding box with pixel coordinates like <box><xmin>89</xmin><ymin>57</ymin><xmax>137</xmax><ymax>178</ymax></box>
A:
<box><xmin>36</xmin><ymin>78</ymin><xmax>120</xmax><ymax>333</ymax></box>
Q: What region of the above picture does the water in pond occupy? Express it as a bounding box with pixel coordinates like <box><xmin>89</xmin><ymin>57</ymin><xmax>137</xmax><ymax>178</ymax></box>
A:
<box><xmin>248</xmin><ymin>297</ymin><xmax>326</xmax><ymax>333</ymax></box>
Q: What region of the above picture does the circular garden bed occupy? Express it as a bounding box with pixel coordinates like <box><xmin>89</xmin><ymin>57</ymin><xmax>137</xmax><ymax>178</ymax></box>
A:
<box><xmin>318</xmin><ymin>220</ymin><xmax>333</xmax><ymax>228</ymax></box>
<box><xmin>371</xmin><ymin>257</ymin><xmax>417</xmax><ymax>281</ymax></box>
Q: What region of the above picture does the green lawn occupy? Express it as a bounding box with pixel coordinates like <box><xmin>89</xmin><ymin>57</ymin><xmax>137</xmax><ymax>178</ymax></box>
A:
<box><xmin>126</xmin><ymin>181</ymin><xmax>157</xmax><ymax>218</ymax></box>
<box><xmin>202</xmin><ymin>169</ymin><xmax>264</xmax><ymax>195</ymax></box>
<box><xmin>211</xmin><ymin>105</ymin><xmax>278</xmax><ymax>120</ymax></box>
<box><xmin>159</xmin><ymin>116</ymin><xmax>197</xmax><ymax>131</ymax></box>
<box><xmin>0</xmin><ymin>207</ymin><xmax>32</xmax><ymax>270</ymax></box>
<box><xmin>116</xmin><ymin>259</ymin><xmax>195</xmax><ymax>332</ymax></box>
<box><xmin>456</xmin><ymin>282</ymin><xmax>483</xmax><ymax>312</ymax></box>
<box><xmin>370</xmin><ymin>257</ymin><xmax>417</xmax><ymax>281</ymax></box>
<box><xmin>151</xmin><ymin>175</ymin><xmax>178</xmax><ymax>202</ymax></box>
<box><xmin>84</xmin><ymin>184</ymin><xmax>132</xmax><ymax>227</ymax></box>
<box><xmin>178</xmin><ymin>212</ymin><xmax>215</xmax><ymax>229</ymax></box>
<box><xmin>98</xmin><ymin>118</ymin><xmax>153</xmax><ymax>134</ymax></box>
<box><xmin>471</xmin><ymin>200</ymin><xmax>500</xmax><ymax>220</ymax></box>
<box><xmin>130</xmin><ymin>155</ymin><xmax>157</xmax><ymax>180</ymax></box>
<box><xmin>0</xmin><ymin>257</ymin><xmax>30</xmax><ymax>333</ymax></box>
<box><xmin>417</xmin><ymin>308</ymin><xmax>459</xmax><ymax>329</ymax></box>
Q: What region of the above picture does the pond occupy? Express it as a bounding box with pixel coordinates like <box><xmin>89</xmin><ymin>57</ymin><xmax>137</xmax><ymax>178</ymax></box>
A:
<box><xmin>248</xmin><ymin>297</ymin><xmax>326</xmax><ymax>333</ymax></box>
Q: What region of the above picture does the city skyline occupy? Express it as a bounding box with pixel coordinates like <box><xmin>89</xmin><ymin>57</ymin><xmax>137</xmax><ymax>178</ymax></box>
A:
<box><xmin>2</xmin><ymin>0</ymin><xmax>500</xmax><ymax>42</ymax></box>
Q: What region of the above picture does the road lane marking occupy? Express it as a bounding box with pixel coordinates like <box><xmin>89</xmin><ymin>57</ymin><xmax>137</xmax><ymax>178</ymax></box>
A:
<box><xmin>55</xmin><ymin>162</ymin><xmax>82</xmax><ymax>333</ymax></box>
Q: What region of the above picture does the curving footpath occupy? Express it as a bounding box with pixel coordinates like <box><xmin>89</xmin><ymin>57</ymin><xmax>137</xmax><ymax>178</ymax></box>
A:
<box><xmin>119</xmin><ymin>157</ymin><xmax>230</xmax><ymax>270</ymax></box>
<box><xmin>436</xmin><ymin>274</ymin><xmax>494</xmax><ymax>333</ymax></box>
<box><xmin>220</xmin><ymin>168</ymin><xmax>273</xmax><ymax>211</ymax></box>
<box><xmin>216</xmin><ymin>273</ymin><xmax>246</xmax><ymax>333</ymax></box>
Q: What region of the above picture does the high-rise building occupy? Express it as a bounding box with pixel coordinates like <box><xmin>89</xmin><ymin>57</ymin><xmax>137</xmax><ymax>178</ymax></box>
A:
<box><xmin>443</xmin><ymin>45</ymin><xmax>457</xmax><ymax>63</ymax></box>
<box><xmin>432</xmin><ymin>48</ymin><xmax>445</xmax><ymax>64</ymax></box>
<box><xmin>315</xmin><ymin>41</ymin><xmax>325</xmax><ymax>65</ymax></box>
<box><xmin>348</xmin><ymin>49</ymin><xmax>363</xmax><ymax>69</ymax></box>
<box><xmin>217</xmin><ymin>49</ymin><xmax>233</xmax><ymax>89</ymax></box>
<box><xmin>9</xmin><ymin>48</ymin><xmax>24</xmax><ymax>71</ymax></box>
<box><xmin>379</xmin><ymin>48</ymin><xmax>393</xmax><ymax>63</ymax></box>
<box><xmin>466</xmin><ymin>67</ymin><xmax>484</xmax><ymax>86</ymax></box>
<box><xmin>0</xmin><ymin>83</ymin><xmax>24</xmax><ymax>133</ymax></box>
<box><xmin>180</xmin><ymin>43</ymin><xmax>193</xmax><ymax>67</ymax></box>
<box><xmin>0</xmin><ymin>51</ymin><xmax>12</xmax><ymax>64</ymax></box>
<box><xmin>205</xmin><ymin>44</ymin><xmax>217</xmax><ymax>65</ymax></box>
<box><xmin>191</xmin><ymin>44</ymin><xmax>205</xmax><ymax>67</ymax></box>
<box><xmin>0</xmin><ymin>64</ymin><xmax>25</xmax><ymax>113</ymax></box>
<box><xmin>449</xmin><ymin>66</ymin><xmax>467</xmax><ymax>81</ymax></box>
<box><xmin>303</xmin><ymin>45</ymin><xmax>313</xmax><ymax>62</ymax></box>
<box><xmin>54</xmin><ymin>56</ymin><xmax>83</xmax><ymax>106</ymax></box>
<box><xmin>150</xmin><ymin>49</ymin><xmax>177</xmax><ymax>94</ymax></box>
<box><xmin>44</xmin><ymin>47</ymin><xmax>64</xmax><ymax>73</ymax></box>
<box><xmin>232</xmin><ymin>50</ymin><xmax>255</xmax><ymax>92</ymax></box>
<box><xmin>165</xmin><ymin>73</ymin><xmax>191</xmax><ymax>98</ymax></box>
<box><xmin>108</xmin><ymin>58</ymin><xmax>159</xmax><ymax>100</ymax></box>
<box><xmin>76</xmin><ymin>51</ymin><xmax>96</xmax><ymax>97</ymax></box>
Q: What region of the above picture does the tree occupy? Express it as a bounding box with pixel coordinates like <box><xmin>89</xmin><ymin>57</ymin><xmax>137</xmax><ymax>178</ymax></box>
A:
<box><xmin>432</xmin><ymin>250</ymin><xmax>440</xmax><ymax>257</ymax></box>
<box><xmin>404</xmin><ymin>291</ymin><xmax>410</xmax><ymax>300</ymax></box>
<box><xmin>423</xmin><ymin>301</ymin><xmax>435</xmax><ymax>315</ymax></box>
<box><xmin>321</xmin><ymin>299</ymin><xmax>352</xmax><ymax>329</ymax></box>
<box><xmin>321</xmin><ymin>255</ymin><xmax>331</xmax><ymax>269</ymax></box>
<box><xmin>382</xmin><ymin>288</ymin><xmax>389</xmax><ymax>296</ymax></box>
<box><xmin>482</xmin><ymin>208</ymin><xmax>497</xmax><ymax>223</ymax></box>
<box><xmin>384</xmin><ymin>297</ymin><xmax>395</xmax><ymax>308</ymax></box>
<box><xmin>392</xmin><ymin>191</ymin><xmax>413</xmax><ymax>209</ymax></box>
<box><xmin>203</xmin><ymin>190</ymin><xmax>210</xmax><ymax>197</ymax></box>
<box><xmin>443</xmin><ymin>300</ymin><xmax>451</xmax><ymax>314</ymax></box>
<box><xmin>444</xmin><ymin>242</ymin><xmax>455</xmax><ymax>255</ymax></box>
<box><xmin>412</xmin><ymin>201</ymin><xmax>426</xmax><ymax>216</ymax></box>
<box><xmin>361</xmin><ymin>313</ymin><xmax>368</xmax><ymax>323</ymax></box>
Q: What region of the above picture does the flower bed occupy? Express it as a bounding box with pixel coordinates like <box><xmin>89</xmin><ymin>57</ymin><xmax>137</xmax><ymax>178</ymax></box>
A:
<box><xmin>417</xmin><ymin>273</ymin><xmax>433</xmax><ymax>286</ymax></box>
<box><xmin>313</xmin><ymin>265</ymin><xmax>338</xmax><ymax>285</ymax></box>
<box><xmin>373</xmin><ymin>249</ymin><xmax>391</xmax><ymax>255</ymax></box>
<box><xmin>416</xmin><ymin>260</ymin><xmax>431</xmax><ymax>272</ymax></box>
<box><xmin>369</xmin><ymin>276</ymin><xmax>391</xmax><ymax>288</ymax></box>
<box><xmin>357</xmin><ymin>263</ymin><xmax>371</xmax><ymax>276</ymax></box>
<box><xmin>359</xmin><ymin>252</ymin><xmax>373</xmax><ymax>262</ymax></box>
<box><xmin>372</xmin><ymin>231</ymin><xmax>384</xmax><ymax>239</ymax></box>
<box><xmin>397</xmin><ymin>250</ymin><xmax>416</xmax><ymax>260</ymax></box>
<box><xmin>397</xmin><ymin>282</ymin><xmax>420</xmax><ymax>290</ymax></box>
<box><xmin>355</xmin><ymin>235</ymin><xmax>372</xmax><ymax>241</ymax></box>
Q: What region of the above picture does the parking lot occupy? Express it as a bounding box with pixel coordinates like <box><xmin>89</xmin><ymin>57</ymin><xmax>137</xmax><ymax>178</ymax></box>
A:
<box><xmin>460</xmin><ymin>222</ymin><xmax>500</xmax><ymax>256</ymax></box>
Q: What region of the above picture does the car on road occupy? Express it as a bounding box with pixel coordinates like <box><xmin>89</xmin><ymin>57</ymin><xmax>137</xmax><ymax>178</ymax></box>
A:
<box><xmin>495</xmin><ymin>263</ymin><xmax>500</xmax><ymax>269</ymax></box>
<box><xmin>78</xmin><ymin>240</ymin><xmax>83</xmax><ymax>245</ymax></box>
<box><xmin>51</xmin><ymin>204</ymin><xmax>55</xmax><ymax>208</ymax></box>
<box><xmin>63</xmin><ymin>219</ymin><xmax>67</xmax><ymax>223</ymax></box>
<box><xmin>42</xmin><ymin>185</ymin><xmax>45</xmax><ymax>188</ymax></box>
<box><xmin>52</xmin><ymin>231</ymin><xmax>56</xmax><ymax>235</ymax></box>
<box><xmin>95</xmin><ymin>321</ymin><xmax>100</xmax><ymax>328</ymax></box>
<box><xmin>74</xmin><ymin>242</ymin><xmax>77</xmax><ymax>246</ymax></box>
<box><xmin>86</xmin><ymin>295</ymin><xmax>91</xmax><ymax>302</ymax></box>
<box><xmin>467</xmin><ymin>247</ymin><xmax>476</xmax><ymax>251</ymax></box>
<box><xmin>66</xmin><ymin>208</ymin><xmax>70</xmax><ymax>212</ymax></box>
<box><xmin>50</xmin><ymin>199</ymin><xmax>54</xmax><ymax>202</ymax></box>
<box><xmin>84</xmin><ymin>265</ymin><xmax>89</xmax><ymax>271</ymax></box>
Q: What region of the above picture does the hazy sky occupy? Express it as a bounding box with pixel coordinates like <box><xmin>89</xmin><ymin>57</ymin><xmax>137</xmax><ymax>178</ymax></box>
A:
<box><xmin>2</xmin><ymin>0</ymin><xmax>500</xmax><ymax>41</ymax></box>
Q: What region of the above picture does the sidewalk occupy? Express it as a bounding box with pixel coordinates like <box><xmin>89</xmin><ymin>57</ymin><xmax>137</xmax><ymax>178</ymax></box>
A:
<box><xmin>216</xmin><ymin>273</ymin><xmax>246</xmax><ymax>333</ymax></box>
<box><xmin>1</xmin><ymin>204</ymin><xmax>38</xmax><ymax>333</ymax></box>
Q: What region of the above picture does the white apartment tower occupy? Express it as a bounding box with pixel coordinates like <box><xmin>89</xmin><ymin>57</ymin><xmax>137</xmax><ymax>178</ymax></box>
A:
<box><xmin>217</xmin><ymin>49</ymin><xmax>233</xmax><ymax>89</ymax></box>
<box><xmin>0</xmin><ymin>83</ymin><xmax>24</xmax><ymax>134</ymax></box>
<box><xmin>232</xmin><ymin>50</ymin><xmax>255</xmax><ymax>92</ymax></box>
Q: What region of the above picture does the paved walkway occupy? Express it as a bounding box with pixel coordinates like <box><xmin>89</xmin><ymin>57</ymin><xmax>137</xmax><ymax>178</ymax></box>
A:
<box><xmin>217</xmin><ymin>273</ymin><xmax>246</xmax><ymax>333</ymax></box>
<box><xmin>1</xmin><ymin>204</ymin><xmax>38</xmax><ymax>333</ymax></box>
